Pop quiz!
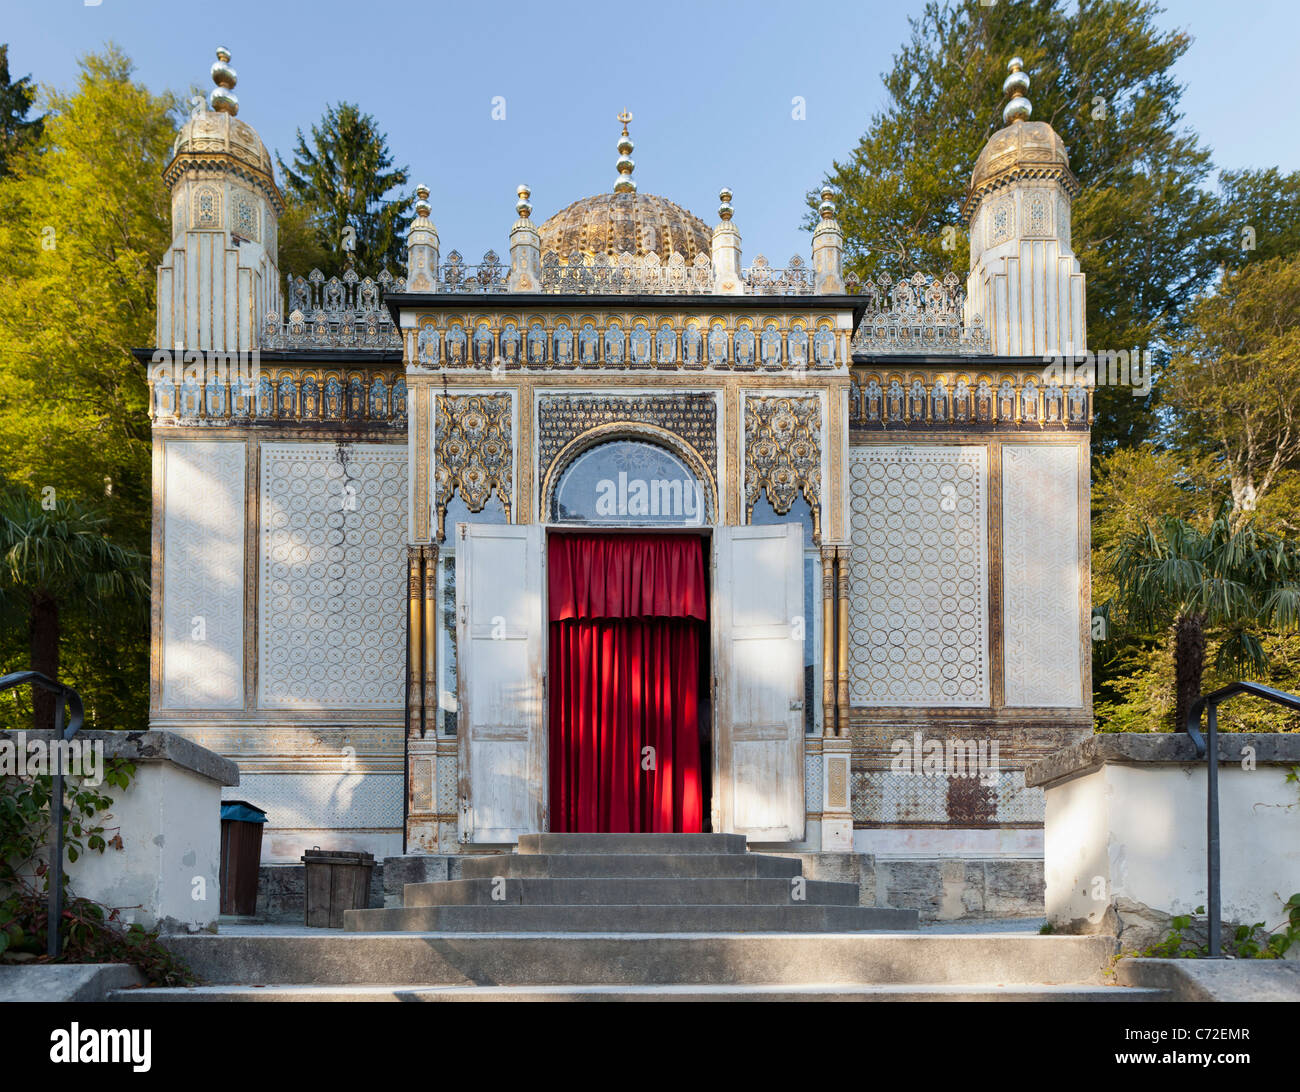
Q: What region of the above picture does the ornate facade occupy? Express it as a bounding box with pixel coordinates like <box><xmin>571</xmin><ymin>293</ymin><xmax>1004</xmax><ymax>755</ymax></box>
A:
<box><xmin>146</xmin><ymin>51</ymin><xmax>1092</xmax><ymax>863</ymax></box>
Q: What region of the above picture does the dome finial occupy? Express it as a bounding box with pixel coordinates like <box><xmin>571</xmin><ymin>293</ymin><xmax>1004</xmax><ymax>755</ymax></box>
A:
<box><xmin>1002</xmin><ymin>56</ymin><xmax>1031</xmax><ymax>124</ymax></box>
<box><xmin>209</xmin><ymin>47</ymin><xmax>239</xmax><ymax>117</ymax></box>
<box><xmin>718</xmin><ymin>187</ymin><xmax>734</xmax><ymax>222</ymax></box>
<box><xmin>516</xmin><ymin>183</ymin><xmax>533</xmax><ymax>220</ymax></box>
<box><xmin>614</xmin><ymin>110</ymin><xmax>636</xmax><ymax>194</ymax></box>
<box><xmin>819</xmin><ymin>186</ymin><xmax>837</xmax><ymax>221</ymax></box>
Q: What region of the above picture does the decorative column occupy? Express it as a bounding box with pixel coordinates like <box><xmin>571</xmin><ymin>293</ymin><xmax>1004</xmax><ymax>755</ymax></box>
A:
<box><xmin>507</xmin><ymin>184</ymin><xmax>541</xmax><ymax>291</ymax></box>
<box><xmin>421</xmin><ymin>543</ymin><xmax>439</xmax><ymax>735</ymax></box>
<box><xmin>405</xmin><ymin>544</ymin><xmax>442</xmax><ymax>852</ymax></box>
<box><xmin>711</xmin><ymin>188</ymin><xmax>744</xmax><ymax>294</ymax></box>
<box><xmin>811</xmin><ymin>546</ymin><xmax>852</xmax><ymax>852</ymax></box>
<box><xmin>406</xmin><ymin>184</ymin><xmax>440</xmax><ymax>292</ymax></box>
<box><xmin>406</xmin><ymin>546</ymin><xmax>424</xmax><ymax>739</ymax></box>
<box><xmin>836</xmin><ymin>545</ymin><xmax>851</xmax><ymax>734</ymax></box>
<box><xmin>821</xmin><ymin>546</ymin><xmax>837</xmax><ymax>737</ymax></box>
<box><xmin>811</xmin><ymin>187</ymin><xmax>845</xmax><ymax>294</ymax></box>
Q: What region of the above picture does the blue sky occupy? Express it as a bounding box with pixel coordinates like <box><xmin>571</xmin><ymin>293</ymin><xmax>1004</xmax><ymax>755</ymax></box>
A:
<box><xmin>3</xmin><ymin>0</ymin><xmax>1296</xmax><ymax>267</ymax></box>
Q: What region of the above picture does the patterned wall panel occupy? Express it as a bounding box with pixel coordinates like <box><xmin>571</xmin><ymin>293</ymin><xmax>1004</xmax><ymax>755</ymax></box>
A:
<box><xmin>847</xmin><ymin>446</ymin><xmax>989</xmax><ymax>706</ymax></box>
<box><xmin>850</xmin><ymin>769</ymin><xmax>1044</xmax><ymax>825</ymax></box>
<box><xmin>1002</xmin><ymin>443</ymin><xmax>1083</xmax><ymax>707</ymax></box>
<box><xmin>259</xmin><ymin>443</ymin><xmax>407</xmax><ymax>709</ymax></box>
<box><xmin>162</xmin><ymin>440</ymin><xmax>245</xmax><ymax>708</ymax></box>
<box><xmin>804</xmin><ymin>751</ymin><xmax>823</xmax><ymax>812</ymax></box>
<box><xmin>231</xmin><ymin>772</ymin><xmax>403</xmax><ymax>829</ymax></box>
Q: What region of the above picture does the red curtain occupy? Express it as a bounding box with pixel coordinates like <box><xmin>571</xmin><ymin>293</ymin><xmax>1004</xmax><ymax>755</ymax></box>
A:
<box><xmin>548</xmin><ymin>534</ymin><xmax>704</xmax><ymax>834</ymax></box>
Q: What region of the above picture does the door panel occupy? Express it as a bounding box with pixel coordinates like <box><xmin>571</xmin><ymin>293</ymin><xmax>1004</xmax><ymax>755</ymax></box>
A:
<box><xmin>456</xmin><ymin>523</ymin><xmax>546</xmax><ymax>843</ymax></box>
<box><xmin>713</xmin><ymin>524</ymin><xmax>805</xmax><ymax>841</ymax></box>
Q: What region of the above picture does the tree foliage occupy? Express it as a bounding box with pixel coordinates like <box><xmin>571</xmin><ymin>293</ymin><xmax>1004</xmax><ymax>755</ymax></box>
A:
<box><xmin>0</xmin><ymin>46</ymin><xmax>175</xmax><ymax>731</ymax></box>
<box><xmin>817</xmin><ymin>0</ymin><xmax>1224</xmax><ymax>450</ymax></box>
<box><xmin>277</xmin><ymin>102</ymin><xmax>412</xmax><ymax>277</ymax></box>
<box><xmin>1165</xmin><ymin>255</ymin><xmax>1300</xmax><ymax>520</ymax></box>
<box><xmin>0</xmin><ymin>44</ymin><xmax>43</xmax><ymax>178</ymax></box>
<box><xmin>1104</xmin><ymin>505</ymin><xmax>1300</xmax><ymax>731</ymax></box>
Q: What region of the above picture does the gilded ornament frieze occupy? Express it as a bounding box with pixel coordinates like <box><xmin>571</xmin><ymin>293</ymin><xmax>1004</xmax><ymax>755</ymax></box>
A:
<box><xmin>410</xmin><ymin>311</ymin><xmax>843</xmax><ymax>373</ymax></box>
<box><xmin>433</xmin><ymin>393</ymin><xmax>513</xmax><ymax>540</ymax></box>
<box><xmin>744</xmin><ymin>395</ymin><xmax>822</xmax><ymax>541</ymax></box>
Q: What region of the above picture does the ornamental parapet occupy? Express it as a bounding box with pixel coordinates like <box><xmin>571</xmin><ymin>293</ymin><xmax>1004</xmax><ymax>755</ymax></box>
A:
<box><xmin>849</xmin><ymin>272</ymin><xmax>987</xmax><ymax>354</ymax></box>
<box><xmin>849</xmin><ymin>363</ymin><xmax>1092</xmax><ymax>430</ymax></box>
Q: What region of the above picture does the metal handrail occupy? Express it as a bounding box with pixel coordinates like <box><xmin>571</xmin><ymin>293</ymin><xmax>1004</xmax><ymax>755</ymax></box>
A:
<box><xmin>1184</xmin><ymin>680</ymin><xmax>1300</xmax><ymax>958</ymax></box>
<box><xmin>0</xmin><ymin>670</ymin><xmax>85</xmax><ymax>958</ymax></box>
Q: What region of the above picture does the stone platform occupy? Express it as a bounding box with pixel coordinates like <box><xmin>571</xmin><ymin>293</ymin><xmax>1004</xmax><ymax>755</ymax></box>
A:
<box><xmin>350</xmin><ymin>833</ymin><xmax>916</xmax><ymax>933</ymax></box>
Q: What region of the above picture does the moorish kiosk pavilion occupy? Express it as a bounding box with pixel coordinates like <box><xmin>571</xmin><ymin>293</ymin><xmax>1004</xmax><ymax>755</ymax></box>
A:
<box><xmin>144</xmin><ymin>50</ymin><xmax>1091</xmax><ymax>869</ymax></box>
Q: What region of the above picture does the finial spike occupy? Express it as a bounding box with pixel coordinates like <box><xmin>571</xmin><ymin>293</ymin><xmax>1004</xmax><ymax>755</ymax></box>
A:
<box><xmin>516</xmin><ymin>183</ymin><xmax>533</xmax><ymax>220</ymax></box>
<box><xmin>209</xmin><ymin>46</ymin><xmax>239</xmax><ymax>116</ymax></box>
<box><xmin>1002</xmin><ymin>55</ymin><xmax>1031</xmax><ymax>124</ymax></box>
<box><xmin>819</xmin><ymin>186</ymin><xmax>836</xmax><ymax>221</ymax></box>
<box><xmin>718</xmin><ymin>187</ymin><xmax>734</xmax><ymax>223</ymax></box>
<box><xmin>613</xmin><ymin>110</ymin><xmax>636</xmax><ymax>194</ymax></box>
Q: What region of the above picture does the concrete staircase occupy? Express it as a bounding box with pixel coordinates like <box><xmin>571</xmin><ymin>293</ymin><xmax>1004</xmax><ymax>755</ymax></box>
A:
<box><xmin>346</xmin><ymin>833</ymin><xmax>914</xmax><ymax>934</ymax></box>
<box><xmin>113</xmin><ymin>835</ymin><xmax>1164</xmax><ymax>1001</ymax></box>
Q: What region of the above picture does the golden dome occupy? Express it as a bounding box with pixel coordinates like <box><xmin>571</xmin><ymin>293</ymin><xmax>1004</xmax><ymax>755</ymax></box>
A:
<box><xmin>539</xmin><ymin>191</ymin><xmax>711</xmax><ymax>261</ymax></box>
<box><xmin>963</xmin><ymin>58</ymin><xmax>1079</xmax><ymax>220</ymax></box>
<box><xmin>168</xmin><ymin>109</ymin><xmax>275</xmax><ymax>180</ymax></box>
<box><xmin>963</xmin><ymin>120</ymin><xmax>1078</xmax><ymax>221</ymax></box>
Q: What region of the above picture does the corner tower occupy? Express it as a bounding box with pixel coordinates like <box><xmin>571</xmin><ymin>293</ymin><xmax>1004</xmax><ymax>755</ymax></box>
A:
<box><xmin>963</xmin><ymin>57</ymin><xmax>1085</xmax><ymax>356</ymax></box>
<box><xmin>156</xmin><ymin>47</ymin><xmax>283</xmax><ymax>353</ymax></box>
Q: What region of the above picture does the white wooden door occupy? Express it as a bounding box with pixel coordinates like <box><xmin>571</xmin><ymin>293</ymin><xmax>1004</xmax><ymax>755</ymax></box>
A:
<box><xmin>456</xmin><ymin>523</ymin><xmax>546</xmax><ymax>843</ymax></box>
<box><xmin>713</xmin><ymin>524</ymin><xmax>805</xmax><ymax>841</ymax></box>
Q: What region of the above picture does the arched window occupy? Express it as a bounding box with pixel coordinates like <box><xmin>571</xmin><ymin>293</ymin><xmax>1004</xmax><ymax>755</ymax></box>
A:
<box><xmin>552</xmin><ymin>439</ymin><xmax>707</xmax><ymax>526</ymax></box>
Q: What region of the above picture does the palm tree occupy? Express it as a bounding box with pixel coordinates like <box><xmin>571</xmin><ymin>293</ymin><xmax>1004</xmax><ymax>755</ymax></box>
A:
<box><xmin>1106</xmin><ymin>503</ymin><xmax>1300</xmax><ymax>731</ymax></box>
<box><xmin>0</xmin><ymin>485</ymin><xmax>147</xmax><ymax>730</ymax></box>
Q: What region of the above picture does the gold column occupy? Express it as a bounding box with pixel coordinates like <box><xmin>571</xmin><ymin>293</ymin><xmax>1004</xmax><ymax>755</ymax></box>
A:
<box><xmin>406</xmin><ymin>545</ymin><xmax>424</xmax><ymax>738</ymax></box>
<box><xmin>517</xmin><ymin>379</ymin><xmax>533</xmax><ymax>524</ymax></box>
<box><xmin>724</xmin><ymin>380</ymin><xmax>741</xmax><ymax>524</ymax></box>
<box><xmin>421</xmin><ymin>543</ymin><xmax>439</xmax><ymax>736</ymax></box>
<box><xmin>821</xmin><ymin>545</ymin><xmax>837</xmax><ymax>737</ymax></box>
<box><xmin>414</xmin><ymin>385</ymin><xmax>431</xmax><ymax>542</ymax></box>
<box><xmin>835</xmin><ymin>545</ymin><xmax>851</xmax><ymax>737</ymax></box>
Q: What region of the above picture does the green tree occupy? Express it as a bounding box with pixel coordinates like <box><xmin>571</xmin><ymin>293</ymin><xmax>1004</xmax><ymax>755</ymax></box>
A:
<box><xmin>277</xmin><ymin>103</ymin><xmax>411</xmax><ymax>278</ymax></box>
<box><xmin>0</xmin><ymin>46</ymin><xmax>176</xmax><ymax>732</ymax></box>
<box><xmin>0</xmin><ymin>44</ymin><xmax>43</xmax><ymax>177</ymax></box>
<box><xmin>1219</xmin><ymin>168</ymin><xmax>1300</xmax><ymax>269</ymax></box>
<box><xmin>816</xmin><ymin>0</ymin><xmax>1224</xmax><ymax>451</ymax></box>
<box><xmin>1164</xmin><ymin>255</ymin><xmax>1300</xmax><ymax>521</ymax></box>
<box><xmin>0</xmin><ymin>486</ymin><xmax>147</xmax><ymax>732</ymax></box>
<box><xmin>1105</xmin><ymin>505</ymin><xmax>1300</xmax><ymax>733</ymax></box>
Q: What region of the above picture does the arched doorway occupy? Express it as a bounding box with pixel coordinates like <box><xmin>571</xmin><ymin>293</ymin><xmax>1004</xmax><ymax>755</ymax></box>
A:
<box><xmin>547</xmin><ymin>436</ymin><xmax>712</xmax><ymax>833</ymax></box>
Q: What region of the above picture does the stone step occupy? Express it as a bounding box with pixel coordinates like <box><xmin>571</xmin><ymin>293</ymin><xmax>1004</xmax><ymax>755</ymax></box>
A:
<box><xmin>111</xmin><ymin>982</ymin><xmax>1165</xmax><ymax>1003</ymax></box>
<box><xmin>459</xmin><ymin>852</ymin><xmax>804</xmax><ymax>880</ymax></box>
<box><xmin>157</xmin><ymin>932</ymin><xmax>1119</xmax><ymax>987</ymax></box>
<box><xmin>402</xmin><ymin>877</ymin><xmax>859</xmax><ymax>907</ymax></box>
<box><xmin>346</xmin><ymin>903</ymin><xmax>908</xmax><ymax>932</ymax></box>
<box><xmin>515</xmin><ymin>833</ymin><xmax>749</xmax><ymax>855</ymax></box>
<box><xmin>351</xmin><ymin>899</ymin><xmax>909</xmax><ymax>935</ymax></box>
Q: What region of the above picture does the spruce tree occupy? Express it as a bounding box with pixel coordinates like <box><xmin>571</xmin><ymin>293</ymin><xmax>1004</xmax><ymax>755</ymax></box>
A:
<box><xmin>0</xmin><ymin>44</ymin><xmax>44</xmax><ymax>177</ymax></box>
<box><xmin>277</xmin><ymin>103</ymin><xmax>412</xmax><ymax>278</ymax></box>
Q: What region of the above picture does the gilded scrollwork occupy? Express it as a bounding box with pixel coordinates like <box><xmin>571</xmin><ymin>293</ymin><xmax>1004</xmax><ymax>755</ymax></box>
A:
<box><xmin>744</xmin><ymin>395</ymin><xmax>822</xmax><ymax>541</ymax></box>
<box><xmin>433</xmin><ymin>393</ymin><xmax>513</xmax><ymax>540</ymax></box>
